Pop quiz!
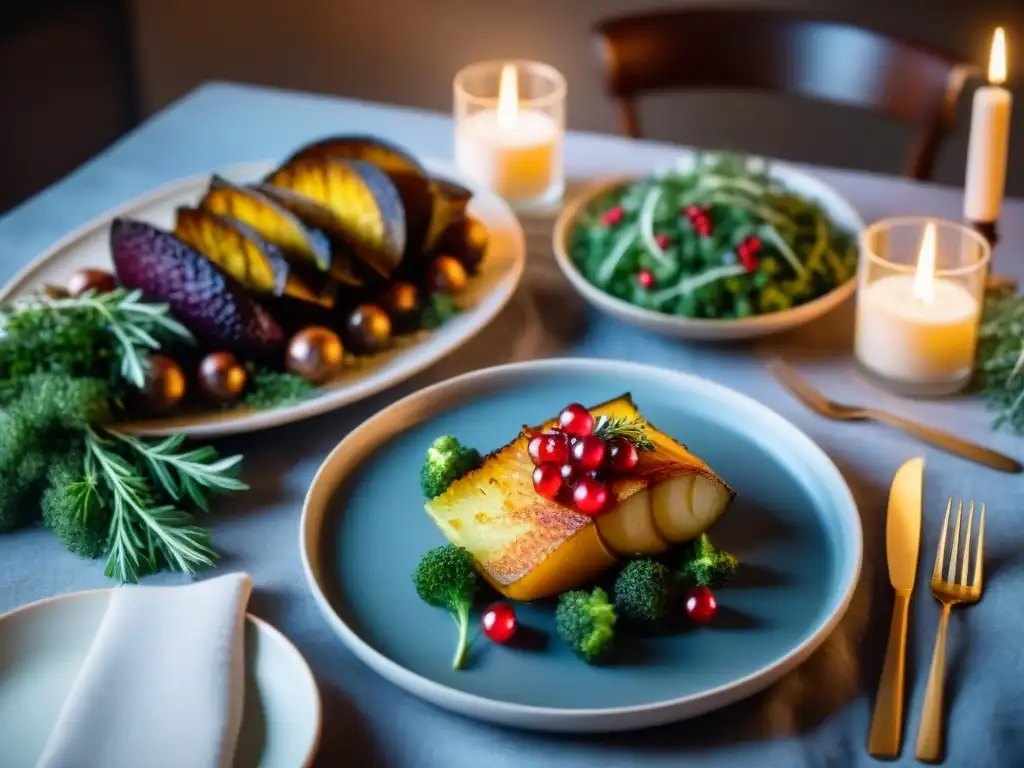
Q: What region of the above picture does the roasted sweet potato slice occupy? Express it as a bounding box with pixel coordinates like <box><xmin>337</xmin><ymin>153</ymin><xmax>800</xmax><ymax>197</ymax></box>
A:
<box><xmin>427</xmin><ymin>177</ymin><xmax>473</xmax><ymax>252</ymax></box>
<box><xmin>200</xmin><ymin>176</ymin><xmax>332</xmax><ymax>272</ymax></box>
<box><xmin>265</xmin><ymin>158</ymin><xmax>406</xmax><ymax>279</ymax></box>
<box><xmin>173</xmin><ymin>208</ymin><xmax>336</xmax><ymax>307</ymax></box>
<box><xmin>253</xmin><ymin>184</ymin><xmax>367</xmax><ymax>287</ymax></box>
<box><xmin>282</xmin><ymin>135</ymin><xmax>434</xmax><ymax>262</ymax></box>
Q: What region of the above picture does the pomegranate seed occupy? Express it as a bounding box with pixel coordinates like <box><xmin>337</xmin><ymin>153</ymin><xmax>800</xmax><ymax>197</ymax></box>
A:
<box><xmin>637</xmin><ymin>269</ymin><xmax>655</xmax><ymax>289</ymax></box>
<box><xmin>558</xmin><ymin>403</ymin><xmax>594</xmax><ymax>437</ymax></box>
<box><xmin>534</xmin><ymin>431</ymin><xmax>570</xmax><ymax>464</ymax></box>
<box><xmin>571</xmin><ymin>435</ymin><xmax>606</xmax><ymax>471</ymax></box>
<box><xmin>572</xmin><ymin>476</ymin><xmax>609</xmax><ymax>516</ymax></box>
<box><xmin>532</xmin><ymin>463</ymin><xmax>563</xmax><ymax>499</ymax></box>
<box><xmin>481</xmin><ymin>602</ymin><xmax>517</xmax><ymax>644</ymax></box>
<box><xmin>601</xmin><ymin>206</ymin><xmax>624</xmax><ymax>225</ymax></box>
<box><xmin>527</xmin><ymin>435</ymin><xmax>543</xmax><ymax>465</ymax></box>
<box><xmin>654</xmin><ymin>234</ymin><xmax>670</xmax><ymax>250</ymax></box>
<box><xmin>606</xmin><ymin>438</ymin><xmax>639</xmax><ymax>474</ymax></box>
<box><xmin>685</xmin><ymin>586</ymin><xmax>718</xmax><ymax>624</ymax></box>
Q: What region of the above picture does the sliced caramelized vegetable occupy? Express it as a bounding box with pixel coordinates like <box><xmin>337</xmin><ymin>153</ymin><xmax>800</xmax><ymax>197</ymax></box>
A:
<box><xmin>283</xmin><ymin>134</ymin><xmax>425</xmax><ymax>176</ymax></box>
<box><xmin>282</xmin><ymin>135</ymin><xmax>434</xmax><ymax>262</ymax></box>
<box><xmin>252</xmin><ymin>184</ymin><xmax>366</xmax><ymax>287</ymax></box>
<box><xmin>427</xmin><ymin>177</ymin><xmax>473</xmax><ymax>252</ymax></box>
<box><xmin>265</xmin><ymin>159</ymin><xmax>406</xmax><ymax>279</ymax></box>
<box><xmin>173</xmin><ymin>207</ymin><xmax>336</xmax><ymax>308</ymax></box>
<box><xmin>200</xmin><ymin>176</ymin><xmax>332</xmax><ymax>271</ymax></box>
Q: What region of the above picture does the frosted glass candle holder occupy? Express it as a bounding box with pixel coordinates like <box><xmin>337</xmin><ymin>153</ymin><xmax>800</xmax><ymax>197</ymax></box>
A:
<box><xmin>854</xmin><ymin>217</ymin><xmax>991</xmax><ymax>397</ymax></box>
<box><xmin>453</xmin><ymin>60</ymin><xmax>566</xmax><ymax>211</ymax></box>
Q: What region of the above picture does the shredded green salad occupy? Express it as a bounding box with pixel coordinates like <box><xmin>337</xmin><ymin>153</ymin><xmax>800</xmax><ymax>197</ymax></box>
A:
<box><xmin>569</xmin><ymin>154</ymin><xmax>859</xmax><ymax>320</ymax></box>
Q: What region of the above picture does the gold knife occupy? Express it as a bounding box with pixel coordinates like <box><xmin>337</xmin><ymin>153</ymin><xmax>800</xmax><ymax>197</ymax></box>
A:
<box><xmin>868</xmin><ymin>457</ymin><xmax>924</xmax><ymax>758</ymax></box>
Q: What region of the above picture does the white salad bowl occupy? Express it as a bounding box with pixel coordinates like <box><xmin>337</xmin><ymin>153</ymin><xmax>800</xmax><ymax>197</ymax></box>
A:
<box><xmin>552</xmin><ymin>159</ymin><xmax>865</xmax><ymax>342</ymax></box>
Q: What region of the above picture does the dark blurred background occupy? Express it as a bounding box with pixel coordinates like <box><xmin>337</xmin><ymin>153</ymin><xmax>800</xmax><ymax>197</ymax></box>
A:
<box><xmin>2</xmin><ymin>0</ymin><xmax>1022</xmax><ymax>214</ymax></box>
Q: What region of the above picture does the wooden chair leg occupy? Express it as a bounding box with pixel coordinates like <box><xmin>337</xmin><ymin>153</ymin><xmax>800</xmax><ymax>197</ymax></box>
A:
<box><xmin>619</xmin><ymin>100</ymin><xmax>641</xmax><ymax>139</ymax></box>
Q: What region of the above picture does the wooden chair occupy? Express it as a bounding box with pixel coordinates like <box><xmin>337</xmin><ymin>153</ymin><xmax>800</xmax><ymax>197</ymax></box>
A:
<box><xmin>593</xmin><ymin>8</ymin><xmax>977</xmax><ymax>180</ymax></box>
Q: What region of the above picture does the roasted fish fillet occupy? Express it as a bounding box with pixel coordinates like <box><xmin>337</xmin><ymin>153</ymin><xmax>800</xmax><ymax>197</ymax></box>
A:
<box><xmin>424</xmin><ymin>394</ymin><xmax>734</xmax><ymax>600</ymax></box>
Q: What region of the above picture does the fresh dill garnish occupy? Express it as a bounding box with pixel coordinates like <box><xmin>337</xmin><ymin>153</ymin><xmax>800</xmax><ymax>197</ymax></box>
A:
<box><xmin>593</xmin><ymin>415</ymin><xmax>655</xmax><ymax>451</ymax></box>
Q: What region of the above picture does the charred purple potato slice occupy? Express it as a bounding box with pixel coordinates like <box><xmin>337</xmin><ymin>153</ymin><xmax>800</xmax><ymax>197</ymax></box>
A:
<box><xmin>110</xmin><ymin>217</ymin><xmax>285</xmax><ymax>362</ymax></box>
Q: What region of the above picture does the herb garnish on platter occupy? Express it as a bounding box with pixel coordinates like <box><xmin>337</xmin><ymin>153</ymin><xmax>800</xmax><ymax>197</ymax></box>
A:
<box><xmin>0</xmin><ymin>288</ymin><xmax>252</xmax><ymax>581</ymax></box>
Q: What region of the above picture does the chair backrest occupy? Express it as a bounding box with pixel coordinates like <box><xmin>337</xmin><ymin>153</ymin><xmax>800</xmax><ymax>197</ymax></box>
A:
<box><xmin>593</xmin><ymin>8</ymin><xmax>976</xmax><ymax>180</ymax></box>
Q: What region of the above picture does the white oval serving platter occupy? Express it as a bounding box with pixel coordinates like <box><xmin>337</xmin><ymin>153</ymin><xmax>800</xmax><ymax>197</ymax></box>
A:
<box><xmin>0</xmin><ymin>158</ymin><xmax>525</xmax><ymax>438</ymax></box>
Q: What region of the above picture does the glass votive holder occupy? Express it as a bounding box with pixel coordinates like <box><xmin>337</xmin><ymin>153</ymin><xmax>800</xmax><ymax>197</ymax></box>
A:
<box><xmin>453</xmin><ymin>59</ymin><xmax>566</xmax><ymax>212</ymax></box>
<box><xmin>854</xmin><ymin>216</ymin><xmax>991</xmax><ymax>397</ymax></box>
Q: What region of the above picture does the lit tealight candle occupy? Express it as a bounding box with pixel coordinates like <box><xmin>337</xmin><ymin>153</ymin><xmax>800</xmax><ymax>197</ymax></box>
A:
<box><xmin>855</xmin><ymin>220</ymin><xmax>988</xmax><ymax>395</ymax></box>
<box><xmin>964</xmin><ymin>27</ymin><xmax>1013</xmax><ymax>224</ymax></box>
<box><xmin>454</xmin><ymin>61</ymin><xmax>565</xmax><ymax>209</ymax></box>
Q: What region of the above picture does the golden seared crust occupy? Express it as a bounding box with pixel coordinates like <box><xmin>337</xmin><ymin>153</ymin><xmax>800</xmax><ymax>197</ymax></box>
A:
<box><xmin>427</xmin><ymin>432</ymin><xmax>592</xmax><ymax>585</ymax></box>
<box><xmin>424</xmin><ymin>393</ymin><xmax>734</xmax><ymax>591</ymax></box>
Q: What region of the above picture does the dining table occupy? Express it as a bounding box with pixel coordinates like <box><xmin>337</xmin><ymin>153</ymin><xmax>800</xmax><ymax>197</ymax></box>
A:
<box><xmin>1</xmin><ymin>81</ymin><xmax>1023</xmax><ymax>768</ymax></box>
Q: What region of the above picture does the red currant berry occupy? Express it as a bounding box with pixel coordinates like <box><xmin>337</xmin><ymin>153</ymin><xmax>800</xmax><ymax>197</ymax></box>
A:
<box><xmin>532</xmin><ymin>463</ymin><xmax>563</xmax><ymax>499</ymax></box>
<box><xmin>685</xmin><ymin>586</ymin><xmax>718</xmax><ymax>624</ymax></box>
<box><xmin>601</xmin><ymin>206</ymin><xmax>624</xmax><ymax>225</ymax></box>
<box><xmin>534</xmin><ymin>431</ymin><xmax>570</xmax><ymax>464</ymax></box>
<box><xmin>571</xmin><ymin>434</ymin><xmax>606</xmax><ymax>471</ymax></box>
<box><xmin>572</xmin><ymin>476</ymin><xmax>609</xmax><ymax>516</ymax></box>
<box><xmin>558</xmin><ymin>403</ymin><xmax>594</xmax><ymax>437</ymax></box>
<box><xmin>481</xmin><ymin>602</ymin><xmax>517</xmax><ymax>644</ymax></box>
<box><xmin>654</xmin><ymin>234</ymin><xmax>670</xmax><ymax>250</ymax></box>
<box><xmin>606</xmin><ymin>438</ymin><xmax>639</xmax><ymax>474</ymax></box>
<box><xmin>559</xmin><ymin>463</ymin><xmax>579</xmax><ymax>483</ymax></box>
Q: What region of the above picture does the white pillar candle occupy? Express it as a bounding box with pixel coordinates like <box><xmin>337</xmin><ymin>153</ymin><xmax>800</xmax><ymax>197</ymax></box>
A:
<box><xmin>454</xmin><ymin>64</ymin><xmax>562</xmax><ymax>204</ymax></box>
<box><xmin>964</xmin><ymin>27</ymin><xmax>1013</xmax><ymax>223</ymax></box>
<box><xmin>855</xmin><ymin>223</ymin><xmax>981</xmax><ymax>383</ymax></box>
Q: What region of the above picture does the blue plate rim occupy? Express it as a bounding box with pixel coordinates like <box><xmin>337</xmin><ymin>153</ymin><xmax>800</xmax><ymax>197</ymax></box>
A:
<box><xmin>300</xmin><ymin>358</ymin><xmax>863</xmax><ymax>731</ymax></box>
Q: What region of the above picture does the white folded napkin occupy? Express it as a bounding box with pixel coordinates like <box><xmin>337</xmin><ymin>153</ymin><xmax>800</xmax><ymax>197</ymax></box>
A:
<box><xmin>37</xmin><ymin>572</ymin><xmax>253</xmax><ymax>768</ymax></box>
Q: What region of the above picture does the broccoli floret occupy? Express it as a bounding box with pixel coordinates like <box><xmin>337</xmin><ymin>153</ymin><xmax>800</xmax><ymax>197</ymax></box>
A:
<box><xmin>419</xmin><ymin>435</ymin><xmax>482</xmax><ymax>498</ymax></box>
<box><xmin>677</xmin><ymin>534</ymin><xmax>737</xmax><ymax>587</ymax></box>
<box><xmin>555</xmin><ymin>587</ymin><xmax>617</xmax><ymax>664</ymax></box>
<box><xmin>614</xmin><ymin>558</ymin><xmax>674</xmax><ymax>623</ymax></box>
<box><xmin>413</xmin><ymin>544</ymin><xmax>478</xmax><ymax>669</ymax></box>
<box><xmin>41</xmin><ymin>452</ymin><xmax>110</xmax><ymax>559</ymax></box>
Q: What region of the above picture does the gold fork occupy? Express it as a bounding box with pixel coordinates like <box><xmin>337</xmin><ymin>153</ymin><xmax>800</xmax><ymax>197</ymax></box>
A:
<box><xmin>915</xmin><ymin>498</ymin><xmax>986</xmax><ymax>763</ymax></box>
<box><xmin>767</xmin><ymin>358</ymin><xmax>1022</xmax><ymax>474</ymax></box>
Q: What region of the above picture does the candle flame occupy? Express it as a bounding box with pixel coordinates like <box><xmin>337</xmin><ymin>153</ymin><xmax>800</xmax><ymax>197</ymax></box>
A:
<box><xmin>989</xmin><ymin>27</ymin><xmax>1007</xmax><ymax>85</ymax></box>
<box><xmin>497</xmin><ymin>64</ymin><xmax>519</xmax><ymax>129</ymax></box>
<box><xmin>912</xmin><ymin>222</ymin><xmax>937</xmax><ymax>304</ymax></box>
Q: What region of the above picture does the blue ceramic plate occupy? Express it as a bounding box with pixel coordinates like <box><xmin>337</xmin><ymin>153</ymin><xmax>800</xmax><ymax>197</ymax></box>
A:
<box><xmin>300</xmin><ymin>359</ymin><xmax>861</xmax><ymax>732</ymax></box>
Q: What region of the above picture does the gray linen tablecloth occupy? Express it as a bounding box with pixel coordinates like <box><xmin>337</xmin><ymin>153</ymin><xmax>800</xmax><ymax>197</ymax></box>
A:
<box><xmin>1</xmin><ymin>82</ymin><xmax>1022</xmax><ymax>768</ymax></box>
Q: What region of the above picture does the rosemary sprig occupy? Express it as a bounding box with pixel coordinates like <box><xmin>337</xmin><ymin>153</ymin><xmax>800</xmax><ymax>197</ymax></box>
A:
<box><xmin>0</xmin><ymin>288</ymin><xmax>193</xmax><ymax>388</ymax></box>
<box><xmin>110</xmin><ymin>431</ymin><xmax>248</xmax><ymax>512</ymax></box>
<box><xmin>593</xmin><ymin>415</ymin><xmax>654</xmax><ymax>451</ymax></box>
<box><xmin>84</xmin><ymin>428</ymin><xmax>243</xmax><ymax>583</ymax></box>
